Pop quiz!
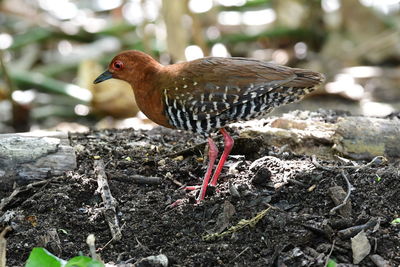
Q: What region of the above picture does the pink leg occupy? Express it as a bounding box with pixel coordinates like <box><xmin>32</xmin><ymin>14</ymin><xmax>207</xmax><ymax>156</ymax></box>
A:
<box><xmin>196</xmin><ymin>137</ymin><xmax>219</xmax><ymax>202</ymax></box>
<box><xmin>209</xmin><ymin>128</ymin><xmax>234</xmax><ymax>186</ymax></box>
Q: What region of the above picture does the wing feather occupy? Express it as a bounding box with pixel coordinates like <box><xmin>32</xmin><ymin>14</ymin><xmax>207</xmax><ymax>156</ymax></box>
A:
<box><xmin>163</xmin><ymin>57</ymin><xmax>322</xmax><ymax>120</ymax></box>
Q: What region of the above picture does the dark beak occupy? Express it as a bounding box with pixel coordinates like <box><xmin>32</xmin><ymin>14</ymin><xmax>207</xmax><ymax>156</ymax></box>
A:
<box><xmin>94</xmin><ymin>70</ymin><xmax>113</xmax><ymax>84</ymax></box>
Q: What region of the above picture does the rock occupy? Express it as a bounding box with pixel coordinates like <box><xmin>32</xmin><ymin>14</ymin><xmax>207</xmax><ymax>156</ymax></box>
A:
<box><xmin>351</xmin><ymin>230</ymin><xmax>371</xmax><ymax>264</ymax></box>
<box><xmin>251</xmin><ymin>167</ymin><xmax>272</xmax><ymax>185</ymax></box>
<box><xmin>135</xmin><ymin>254</ymin><xmax>169</xmax><ymax>267</ymax></box>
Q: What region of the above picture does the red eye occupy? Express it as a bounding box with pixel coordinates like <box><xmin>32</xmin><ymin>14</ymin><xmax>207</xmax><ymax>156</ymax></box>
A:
<box><xmin>113</xmin><ymin>60</ymin><xmax>123</xmax><ymax>70</ymax></box>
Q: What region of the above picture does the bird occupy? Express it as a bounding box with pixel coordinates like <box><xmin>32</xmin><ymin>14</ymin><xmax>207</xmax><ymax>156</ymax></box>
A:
<box><xmin>94</xmin><ymin>50</ymin><xmax>324</xmax><ymax>203</ymax></box>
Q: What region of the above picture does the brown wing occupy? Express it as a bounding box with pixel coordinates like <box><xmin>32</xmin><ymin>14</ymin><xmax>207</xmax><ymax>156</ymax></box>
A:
<box><xmin>164</xmin><ymin>57</ymin><xmax>323</xmax><ymax>120</ymax></box>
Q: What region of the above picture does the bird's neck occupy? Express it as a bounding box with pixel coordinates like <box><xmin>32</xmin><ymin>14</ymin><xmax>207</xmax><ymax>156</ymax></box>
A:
<box><xmin>129</xmin><ymin>63</ymin><xmax>172</xmax><ymax>128</ymax></box>
<box><xmin>129</xmin><ymin>61</ymin><xmax>162</xmax><ymax>91</ymax></box>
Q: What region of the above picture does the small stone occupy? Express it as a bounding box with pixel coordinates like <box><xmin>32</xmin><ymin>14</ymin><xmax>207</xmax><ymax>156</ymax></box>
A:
<box><xmin>229</xmin><ymin>184</ymin><xmax>240</xmax><ymax>198</ymax></box>
<box><xmin>251</xmin><ymin>167</ymin><xmax>272</xmax><ymax>185</ymax></box>
<box><xmin>136</xmin><ymin>254</ymin><xmax>168</xmax><ymax>267</ymax></box>
<box><xmin>74</xmin><ymin>144</ymin><xmax>85</xmax><ymax>153</ymax></box>
<box><xmin>173</xmin><ymin>155</ymin><xmax>184</xmax><ymax>161</ymax></box>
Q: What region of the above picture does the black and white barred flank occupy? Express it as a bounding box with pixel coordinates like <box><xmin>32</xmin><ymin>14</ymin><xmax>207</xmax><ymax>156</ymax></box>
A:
<box><xmin>163</xmin><ymin>85</ymin><xmax>314</xmax><ymax>136</ymax></box>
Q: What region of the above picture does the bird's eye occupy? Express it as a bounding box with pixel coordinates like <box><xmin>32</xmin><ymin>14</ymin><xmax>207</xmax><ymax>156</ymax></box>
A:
<box><xmin>113</xmin><ymin>60</ymin><xmax>124</xmax><ymax>70</ymax></box>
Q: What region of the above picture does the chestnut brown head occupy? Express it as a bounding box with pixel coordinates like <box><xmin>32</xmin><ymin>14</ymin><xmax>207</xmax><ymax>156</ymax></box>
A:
<box><xmin>93</xmin><ymin>50</ymin><xmax>161</xmax><ymax>85</ymax></box>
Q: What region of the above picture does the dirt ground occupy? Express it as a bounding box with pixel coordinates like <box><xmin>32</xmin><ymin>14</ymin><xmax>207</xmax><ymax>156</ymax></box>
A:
<box><xmin>1</xmin><ymin>112</ymin><xmax>400</xmax><ymax>266</ymax></box>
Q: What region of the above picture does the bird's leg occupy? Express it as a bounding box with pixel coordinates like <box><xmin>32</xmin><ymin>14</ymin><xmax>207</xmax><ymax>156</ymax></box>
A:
<box><xmin>196</xmin><ymin>137</ymin><xmax>219</xmax><ymax>202</ymax></box>
<box><xmin>209</xmin><ymin>128</ymin><xmax>234</xmax><ymax>187</ymax></box>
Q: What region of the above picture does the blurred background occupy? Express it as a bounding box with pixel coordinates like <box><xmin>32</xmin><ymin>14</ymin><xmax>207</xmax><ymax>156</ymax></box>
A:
<box><xmin>0</xmin><ymin>0</ymin><xmax>399</xmax><ymax>134</ymax></box>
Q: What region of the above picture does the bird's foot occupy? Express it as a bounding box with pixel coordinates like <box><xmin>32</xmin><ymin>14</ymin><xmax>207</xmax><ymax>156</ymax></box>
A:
<box><xmin>167</xmin><ymin>199</ymin><xmax>186</xmax><ymax>209</ymax></box>
<box><xmin>185</xmin><ymin>185</ymin><xmax>201</xmax><ymax>191</ymax></box>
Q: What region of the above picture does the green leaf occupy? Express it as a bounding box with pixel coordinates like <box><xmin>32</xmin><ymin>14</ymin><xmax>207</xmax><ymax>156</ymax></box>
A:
<box><xmin>65</xmin><ymin>256</ymin><xmax>104</xmax><ymax>267</ymax></box>
<box><xmin>25</xmin><ymin>247</ymin><xmax>65</xmax><ymax>267</ymax></box>
<box><xmin>326</xmin><ymin>258</ymin><xmax>337</xmax><ymax>267</ymax></box>
<box><xmin>391</xmin><ymin>218</ymin><xmax>400</xmax><ymax>225</ymax></box>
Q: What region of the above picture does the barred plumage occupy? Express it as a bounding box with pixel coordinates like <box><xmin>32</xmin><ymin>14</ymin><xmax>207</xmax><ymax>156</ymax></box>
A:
<box><xmin>163</xmin><ymin>82</ymin><xmax>320</xmax><ymax>136</ymax></box>
<box><xmin>94</xmin><ymin>50</ymin><xmax>325</xmax><ymax>202</ymax></box>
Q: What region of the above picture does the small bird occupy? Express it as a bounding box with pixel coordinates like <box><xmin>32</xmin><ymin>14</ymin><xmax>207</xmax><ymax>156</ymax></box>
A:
<box><xmin>94</xmin><ymin>50</ymin><xmax>324</xmax><ymax>202</ymax></box>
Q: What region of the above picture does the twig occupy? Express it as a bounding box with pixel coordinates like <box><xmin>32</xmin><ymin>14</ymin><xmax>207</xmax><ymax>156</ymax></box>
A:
<box><xmin>0</xmin><ymin>188</ymin><xmax>21</xmax><ymax>212</ymax></box>
<box><xmin>324</xmin><ymin>240</ymin><xmax>336</xmax><ymax>267</ymax></box>
<box><xmin>311</xmin><ymin>155</ymin><xmax>385</xmax><ymax>215</ymax></box>
<box><xmin>337</xmin><ymin>218</ymin><xmax>378</xmax><ymax>239</ymax></box>
<box><xmin>134</xmin><ymin>236</ymin><xmax>150</xmax><ymax>252</ymax></box>
<box><xmin>0</xmin><ymin>227</ymin><xmax>12</xmax><ymax>239</ymax></box>
<box><xmin>94</xmin><ymin>159</ymin><xmax>121</xmax><ymax>241</ymax></box>
<box><xmin>131</xmin><ymin>175</ymin><xmax>162</xmax><ymax>185</ymax></box>
<box><xmin>165</xmin><ymin>172</ymin><xmax>183</xmax><ymax>187</ymax></box>
<box><xmin>121</xmin><ymin>257</ymin><xmax>135</xmax><ymax>264</ymax></box>
<box><xmin>203</xmin><ymin>205</ymin><xmax>275</xmax><ymax>241</ymax></box>
<box><xmin>333</xmin><ymin>155</ymin><xmax>386</xmax><ymax>171</ymax></box>
<box><xmin>311</xmin><ymin>155</ymin><xmax>335</xmax><ymax>172</ymax></box>
<box><xmin>166</xmin><ymin>142</ymin><xmax>207</xmax><ymax>157</ymax></box>
<box><xmin>312</xmin><ymin>155</ymin><xmax>386</xmax><ymax>171</ymax></box>
<box><xmin>334</xmin><ymin>155</ymin><xmax>354</xmax><ymax>165</ymax></box>
<box><xmin>287</xmin><ymin>178</ymin><xmax>306</xmax><ymax>187</ymax></box>
<box><xmin>330</xmin><ymin>170</ymin><xmax>352</xmax><ymax>214</ymax></box>
<box><xmin>0</xmin><ymin>226</ymin><xmax>12</xmax><ymax>267</ymax></box>
<box><xmin>86</xmin><ymin>234</ymin><xmax>99</xmax><ymax>261</ymax></box>
<box><xmin>350</xmin><ymin>156</ymin><xmax>386</xmax><ymax>170</ymax></box>
<box><xmin>0</xmin><ymin>178</ymin><xmax>57</xmax><ymax>211</ymax></box>
<box><xmin>97</xmin><ymin>223</ymin><xmax>126</xmax><ymax>253</ymax></box>
<box><xmin>229</xmin><ymin>247</ymin><xmax>250</xmax><ymax>264</ymax></box>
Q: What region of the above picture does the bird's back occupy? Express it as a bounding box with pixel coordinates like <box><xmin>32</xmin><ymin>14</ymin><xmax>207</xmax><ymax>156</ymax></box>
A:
<box><xmin>160</xmin><ymin>57</ymin><xmax>324</xmax><ymax>135</ymax></box>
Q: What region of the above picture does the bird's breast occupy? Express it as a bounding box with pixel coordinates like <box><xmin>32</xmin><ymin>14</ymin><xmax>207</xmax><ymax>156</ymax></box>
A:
<box><xmin>133</xmin><ymin>87</ymin><xmax>173</xmax><ymax>128</ymax></box>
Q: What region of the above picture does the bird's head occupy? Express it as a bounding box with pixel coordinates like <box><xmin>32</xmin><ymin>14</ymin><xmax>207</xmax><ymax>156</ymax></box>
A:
<box><xmin>93</xmin><ymin>50</ymin><xmax>161</xmax><ymax>86</ymax></box>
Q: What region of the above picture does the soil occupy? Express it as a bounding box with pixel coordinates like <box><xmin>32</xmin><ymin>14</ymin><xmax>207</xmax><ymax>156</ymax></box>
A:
<box><xmin>1</xmin><ymin>113</ymin><xmax>400</xmax><ymax>266</ymax></box>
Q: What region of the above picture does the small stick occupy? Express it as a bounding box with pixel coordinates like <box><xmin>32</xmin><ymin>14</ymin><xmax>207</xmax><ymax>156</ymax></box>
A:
<box><xmin>165</xmin><ymin>172</ymin><xmax>183</xmax><ymax>187</ymax></box>
<box><xmin>287</xmin><ymin>178</ymin><xmax>307</xmax><ymax>187</ymax></box>
<box><xmin>0</xmin><ymin>188</ymin><xmax>21</xmax><ymax>211</ymax></box>
<box><xmin>311</xmin><ymin>155</ymin><xmax>335</xmax><ymax>172</ymax></box>
<box><xmin>337</xmin><ymin>219</ymin><xmax>377</xmax><ymax>239</ymax></box>
<box><xmin>330</xmin><ymin>170</ymin><xmax>352</xmax><ymax>214</ymax></box>
<box><xmin>229</xmin><ymin>247</ymin><xmax>250</xmax><ymax>264</ymax></box>
<box><xmin>312</xmin><ymin>155</ymin><xmax>386</xmax><ymax>171</ymax></box>
<box><xmin>131</xmin><ymin>175</ymin><xmax>162</xmax><ymax>185</ymax></box>
<box><xmin>324</xmin><ymin>240</ymin><xmax>336</xmax><ymax>267</ymax></box>
<box><xmin>166</xmin><ymin>142</ymin><xmax>207</xmax><ymax>157</ymax></box>
<box><xmin>86</xmin><ymin>234</ymin><xmax>99</xmax><ymax>261</ymax></box>
<box><xmin>0</xmin><ymin>227</ymin><xmax>11</xmax><ymax>239</ymax></box>
<box><xmin>0</xmin><ymin>178</ymin><xmax>57</xmax><ymax>211</ymax></box>
<box><xmin>97</xmin><ymin>223</ymin><xmax>126</xmax><ymax>253</ymax></box>
<box><xmin>349</xmin><ymin>156</ymin><xmax>386</xmax><ymax>170</ymax></box>
<box><xmin>0</xmin><ymin>226</ymin><xmax>12</xmax><ymax>267</ymax></box>
<box><xmin>311</xmin><ymin>155</ymin><xmax>384</xmax><ymax>215</ymax></box>
<box><xmin>94</xmin><ymin>159</ymin><xmax>121</xmax><ymax>241</ymax></box>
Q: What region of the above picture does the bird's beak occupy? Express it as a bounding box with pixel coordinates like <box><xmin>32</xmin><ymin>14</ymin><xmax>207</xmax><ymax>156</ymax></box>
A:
<box><xmin>93</xmin><ymin>70</ymin><xmax>113</xmax><ymax>84</ymax></box>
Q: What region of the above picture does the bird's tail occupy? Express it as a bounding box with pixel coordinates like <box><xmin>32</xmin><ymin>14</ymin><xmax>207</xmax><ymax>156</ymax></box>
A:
<box><xmin>269</xmin><ymin>69</ymin><xmax>325</xmax><ymax>107</ymax></box>
<box><xmin>291</xmin><ymin>68</ymin><xmax>325</xmax><ymax>88</ymax></box>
